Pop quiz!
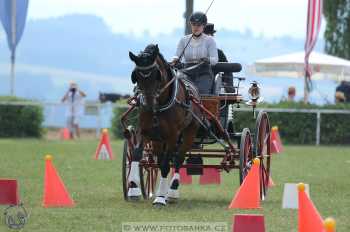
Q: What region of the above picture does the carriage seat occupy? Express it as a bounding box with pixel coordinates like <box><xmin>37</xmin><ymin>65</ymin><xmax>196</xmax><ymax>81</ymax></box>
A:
<box><xmin>211</xmin><ymin>62</ymin><xmax>242</xmax><ymax>74</ymax></box>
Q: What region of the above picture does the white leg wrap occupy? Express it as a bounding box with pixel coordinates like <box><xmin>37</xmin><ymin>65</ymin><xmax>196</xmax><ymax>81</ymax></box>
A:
<box><xmin>156</xmin><ymin>177</ymin><xmax>169</xmax><ymax>197</ymax></box>
<box><xmin>128</xmin><ymin>161</ymin><xmax>141</xmax><ymax>198</ymax></box>
<box><xmin>167</xmin><ymin>173</ymin><xmax>180</xmax><ymax>200</ymax></box>
<box><xmin>129</xmin><ymin>161</ymin><xmax>140</xmax><ymax>186</ymax></box>
<box><xmin>128</xmin><ymin>187</ymin><xmax>142</xmax><ymax>198</ymax></box>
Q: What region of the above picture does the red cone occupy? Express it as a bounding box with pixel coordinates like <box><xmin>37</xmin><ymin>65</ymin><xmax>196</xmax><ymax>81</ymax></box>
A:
<box><xmin>298</xmin><ymin>183</ymin><xmax>324</xmax><ymax>232</ymax></box>
<box><xmin>42</xmin><ymin>155</ymin><xmax>75</xmax><ymax>207</ymax></box>
<box><xmin>95</xmin><ymin>129</ymin><xmax>114</xmax><ymax>160</ymax></box>
<box><xmin>60</xmin><ymin>128</ymin><xmax>70</xmax><ymax>140</ymax></box>
<box><xmin>270</xmin><ymin>126</ymin><xmax>283</xmax><ymax>154</ymax></box>
<box><xmin>228</xmin><ymin>158</ymin><xmax>261</xmax><ymax>209</ymax></box>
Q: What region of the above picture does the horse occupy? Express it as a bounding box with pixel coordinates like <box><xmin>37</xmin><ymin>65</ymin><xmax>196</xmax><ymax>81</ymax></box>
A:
<box><xmin>127</xmin><ymin>44</ymin><xmax>201</xmax><ymax>206</ymax></box>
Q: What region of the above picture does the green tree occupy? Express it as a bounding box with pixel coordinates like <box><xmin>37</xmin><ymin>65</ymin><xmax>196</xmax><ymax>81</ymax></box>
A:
<box><xmin>324</xmin><ymin>0</ymin><xmax>350</xmax><ymax>59</ymax></box>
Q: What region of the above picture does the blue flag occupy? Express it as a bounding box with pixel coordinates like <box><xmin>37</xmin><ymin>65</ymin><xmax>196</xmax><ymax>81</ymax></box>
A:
<box><xmin>0</xmin><ymin>0</ymin><xmax>29</xmax><ymax>53</ymax></box>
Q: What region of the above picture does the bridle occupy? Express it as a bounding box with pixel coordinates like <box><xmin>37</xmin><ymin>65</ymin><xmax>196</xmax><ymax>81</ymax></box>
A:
<box><xmin>134</xmin><ymin>61</ymin><xmax>178</xmax><ymax>113</ymax></box>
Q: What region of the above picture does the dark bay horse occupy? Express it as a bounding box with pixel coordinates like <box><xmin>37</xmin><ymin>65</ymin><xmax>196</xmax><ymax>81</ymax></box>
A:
<box><xmin>128</xmin><ymin>44</ymin><xmax>201</xmax><ymax>206</ymax></box>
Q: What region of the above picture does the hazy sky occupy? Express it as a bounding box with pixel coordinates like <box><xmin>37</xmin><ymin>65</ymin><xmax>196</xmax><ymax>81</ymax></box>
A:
<box><xmin>26</xmin><ymin>0</ymin><xmax>325</xmax><ymax>38</ymax></box>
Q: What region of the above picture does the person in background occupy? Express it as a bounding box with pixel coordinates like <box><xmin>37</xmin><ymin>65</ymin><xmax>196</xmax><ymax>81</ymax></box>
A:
<box><xmin>335</xmin><ymin>81</ymin><xmax>350</xmax><ymax>103</ymax></box>
<box><xmin>288</xmin><ymin>86</ymin><xmax>296</xmax><ymax>102</ymax></box>
<box><xmin>204</xmin><ymin>23</ymin><xmax>234</xmax><ymax>92</ymax></box>
<box><xmin>61</xmin><ymin>81</ymin><xmax>86</xmax><ymax>138</ymax></box>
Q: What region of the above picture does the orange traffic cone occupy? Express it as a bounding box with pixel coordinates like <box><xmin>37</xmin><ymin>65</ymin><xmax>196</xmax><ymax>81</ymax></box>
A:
<box><xmin>324</xmin><ymin>217</ymin><xmax>336</xmax><ymax>232</ymax></box>
<box><xmin>42</xmin><ymin>155</ymin><xmax>75</xmax><ymax>207</ymax></box>
<box><xmin>60</xmin><ymin>128</ymin><xmax>70</xmax><ymax>140</ymax></box>
<box><xmin>228</xmin><ymin>158</ymin><xmax>261</xmax><ymax>209</ymax></box>
<box><xmin>297</xmin><ymin>183</ymin><xmax>324</xmax><ymax>232</ymax></box>
<box><xmin>270</xmin><ymin>126</ymin><xmax>283</xmax><ymax>154</ymax></box>
<box><xmin>95</xmin><ymin>129</ymin><xmax>114</xmax><ymax>160</ymax></box>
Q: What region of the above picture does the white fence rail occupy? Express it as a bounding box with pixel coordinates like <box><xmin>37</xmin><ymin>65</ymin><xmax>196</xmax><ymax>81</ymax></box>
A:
<box><xmin>1</xmin><ymin>101</ymin><xmax>349</xmax><ymax>145</ymax></box>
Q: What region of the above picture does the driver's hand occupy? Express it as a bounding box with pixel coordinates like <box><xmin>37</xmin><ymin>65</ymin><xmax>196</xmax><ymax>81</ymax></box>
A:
<box><xmin>170</xmin><ymin>58</ymin><xmax>179</xmax><ymax>67</ymax></box>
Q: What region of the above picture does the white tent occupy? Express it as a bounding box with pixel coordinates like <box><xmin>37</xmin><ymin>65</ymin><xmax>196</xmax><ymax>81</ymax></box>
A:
<box><xmin>248</xmin><ymin>51</ymin><xmax>350</xmax><ymax>82</ymax></box>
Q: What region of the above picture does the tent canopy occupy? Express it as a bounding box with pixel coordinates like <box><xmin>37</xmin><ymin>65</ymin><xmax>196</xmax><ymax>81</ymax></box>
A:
<box><xmin>249</xmin><ymin>51</ymin><xmax>350</xmax><ymax>81</ymax></box>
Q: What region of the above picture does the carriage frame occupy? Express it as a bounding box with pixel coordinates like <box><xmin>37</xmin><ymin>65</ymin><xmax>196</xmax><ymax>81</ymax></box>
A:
<box><xmin>121</xmin><ymin>63</ymin><xmax>272</xmax><ymax>201</ymax></box>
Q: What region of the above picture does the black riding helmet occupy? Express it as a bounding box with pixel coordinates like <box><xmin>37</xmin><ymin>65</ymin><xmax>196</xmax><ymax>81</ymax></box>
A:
<box><xmin>189</xmin><ymin>12</ymin><xmax>207</xmax><ymax>25</ymax></box>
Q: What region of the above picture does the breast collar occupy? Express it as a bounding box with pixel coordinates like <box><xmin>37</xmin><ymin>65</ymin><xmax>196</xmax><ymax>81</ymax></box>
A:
<box><xmin>157</xmin><ymin>69</ymin><xmax>179</xmax><ymax>113</ymax></box>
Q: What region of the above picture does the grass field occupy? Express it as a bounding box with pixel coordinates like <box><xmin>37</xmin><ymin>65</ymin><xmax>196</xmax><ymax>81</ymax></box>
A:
<box><xmin>0</xmin><ymin>139</ymin><xmax>349</xmax><ymax>231</ymax></box>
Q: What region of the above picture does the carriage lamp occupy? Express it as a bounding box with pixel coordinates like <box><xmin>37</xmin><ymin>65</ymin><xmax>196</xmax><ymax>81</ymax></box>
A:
<box><xmin>247</xmin><ymin>81</ymin><xmax>262</xmax><ymax>118</ymax></box>
<box><xmin>248</xmin><ymin>81</ymin><xmax>260</xmax><ymax>101</ymax></box>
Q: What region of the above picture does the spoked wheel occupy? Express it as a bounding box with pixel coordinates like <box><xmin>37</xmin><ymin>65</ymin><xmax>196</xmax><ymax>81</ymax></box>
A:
<box><xmin>239</xmin><ymin>128</ymin><xmax>254</xmax><ymax>185</ymax></box>
<box><xmin>254</xmin><ymin>111</ymin><xmax>271</xmax><ymax>200</ymax></box>
<box><xmin>122</xmin><ymin>139</ymin><xmax>137</xmax><ymax>201</ymax></box>
<box><xmin>140</xmin><ymin>142</ymin><xmax>159</xmax><ymax>200</ymax></box>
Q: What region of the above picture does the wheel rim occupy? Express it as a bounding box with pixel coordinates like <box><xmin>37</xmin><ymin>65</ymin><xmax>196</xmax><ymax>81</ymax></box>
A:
<box><xmin>140</xmin><ymin>143</ymin><xmax>158</xmax><ymax>200</ymax></box>
<box><xmin>142</xmin><ymin>167</ymin><xmax>158</xmax><ymax>199</ymax></box>
<box><xmin>255</xmin><ymin>111</ymin><xmax>271</xmax><ymax>200</ymax></box>
<box><xmin>239</xmin><ymin>128</ymin><xmax>253</xmax><ymax>185</ymax></box>
<box><xmin>122</xmin><ymin>140</ymin><xmax>133</xmax><ymax>201</ymax></box>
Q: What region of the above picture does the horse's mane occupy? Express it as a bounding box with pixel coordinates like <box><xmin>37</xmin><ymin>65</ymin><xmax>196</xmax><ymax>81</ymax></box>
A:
<box><xmin>144</xmin><ymin>44</ymin><xmax>173</xmax><ymax>79</ymax></box>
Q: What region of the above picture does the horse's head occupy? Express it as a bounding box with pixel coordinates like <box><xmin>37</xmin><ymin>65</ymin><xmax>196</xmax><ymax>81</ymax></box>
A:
<box><xmin>129</xmin><ymin>44</ymin><xmax>169</xmax><ymax>108</ymax></box>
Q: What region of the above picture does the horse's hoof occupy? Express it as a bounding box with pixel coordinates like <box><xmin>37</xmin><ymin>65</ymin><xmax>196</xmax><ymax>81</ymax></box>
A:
<box><xmin>128</xmin><ymin>196</ymin><xmax>141</xmax><ymax>201</ymax></box>
<box><xmin>153</xmin><ymin>196</ymin><xmax>167</xmax><ymax>207</ymax></box>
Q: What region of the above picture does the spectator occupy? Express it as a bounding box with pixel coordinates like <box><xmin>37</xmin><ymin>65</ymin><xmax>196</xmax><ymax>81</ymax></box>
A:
<box><xmin>288</xmin><ymin>86</ymin><xmax>296</xmax><ymax>102</ymax></box>
<box><xmin>61</xmin><ymin>81</ymin><xmax>86</xmax><ymax>138</ymax></box>
<box><xmin>335</xmin><ymin>81</ymin><xmax>350</xmax><ymax>103</ymax></box>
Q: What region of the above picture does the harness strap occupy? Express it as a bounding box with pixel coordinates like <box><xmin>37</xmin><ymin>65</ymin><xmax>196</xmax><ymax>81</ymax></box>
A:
<box><xmin>158</xmin><ymin>76</ymin><xmax>176</xmax><ymax>96</ymax></box>
<box><xmin>135</xmin><ymin>62</ymin><xmax>157</xmax><ymax>71</ymax></box>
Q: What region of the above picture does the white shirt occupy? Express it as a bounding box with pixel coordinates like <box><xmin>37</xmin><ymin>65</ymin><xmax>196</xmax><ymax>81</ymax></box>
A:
<box><xmin>174</xmin><ymin>33</ymin><xmax>218</xmax><ymax>65</ymax></box>
<box><xmin>63</xmin><ymin>91</ymin><xmax>85</xmax><ymax>117</ymax></box>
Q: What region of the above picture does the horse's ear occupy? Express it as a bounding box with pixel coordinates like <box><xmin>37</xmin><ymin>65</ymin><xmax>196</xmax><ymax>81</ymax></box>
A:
<box><xmin>155</xmin><ymin>44</ymin><xmax>159</xmax><ymax>53</ymax></box>
<box><xmin>131</xmin><ymin>70</ymin><xmax>137</xmax><ymax>84</ymax></box>
<box><xmin>129</xmin><ymin>51</ymin><xmax>138</xmax><ymax>63</ymax></box>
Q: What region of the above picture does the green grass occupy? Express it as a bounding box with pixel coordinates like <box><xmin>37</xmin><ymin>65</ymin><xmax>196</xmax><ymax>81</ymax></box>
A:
<box><xmin>0</xmin><ymin>139</ymin><xmax>349</xmax><ymax>231</ymax></box>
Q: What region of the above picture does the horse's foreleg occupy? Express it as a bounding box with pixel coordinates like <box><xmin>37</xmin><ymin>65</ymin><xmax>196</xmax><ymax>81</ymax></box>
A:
<box><xmin>167</xmin><ymin>153</ymin><xmax>184</xmax><ymax>202</ymax></box>
<box><xmin>153</xmin><ymin>152</ymin><xmax>171</xmax><ymax>206</ymax></box>
<box><xmin>168</xmin><ymin>129</ymin><xmax>193</xmax><ymax>202</ymax></box>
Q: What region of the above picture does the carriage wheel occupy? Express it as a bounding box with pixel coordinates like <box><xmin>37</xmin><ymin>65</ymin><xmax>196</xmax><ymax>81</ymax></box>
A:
<box><xmin>122</xmin><ymin>139</ymin><xmax>135</xmax><ymax>201</ymax></box>
<box><xmin>140</xmin><ymin>143</ymin><xmax>159</xmax><ymax>200</ymax></box>
<box><xmin>254</xmin><ymin>111</ymin><xmax>271</xmax><ymax>200</ymax></box>
<box><xmin>239</xmin><ymin>128</ymin><xmax>254</xmax><ymax>185</ymax></box>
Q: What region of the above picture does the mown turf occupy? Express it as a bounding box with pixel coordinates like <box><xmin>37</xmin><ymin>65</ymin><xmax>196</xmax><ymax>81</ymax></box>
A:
<box><xmin>0</xmin><ymin>139</ymin><xmax>349</xmax><ymax>231</ymax></box>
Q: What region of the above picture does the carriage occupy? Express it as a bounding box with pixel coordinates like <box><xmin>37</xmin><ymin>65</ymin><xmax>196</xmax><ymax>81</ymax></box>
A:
<box><xmin>121</xmin><ymin>60</ymin><xmax>271</xmax><ymax>203</ymax></box>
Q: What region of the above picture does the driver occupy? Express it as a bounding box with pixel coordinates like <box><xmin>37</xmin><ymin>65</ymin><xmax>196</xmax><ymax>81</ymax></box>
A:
<box><xmin>172</xmin><ymin>12</ymin><xmax>218</xmax><ymax>95</ymax></box>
